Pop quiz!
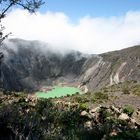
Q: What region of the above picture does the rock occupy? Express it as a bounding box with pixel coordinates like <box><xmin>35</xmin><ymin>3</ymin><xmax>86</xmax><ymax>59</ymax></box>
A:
<box><xmin>110</xmin><ymin>130</ymin><xmax>117</xmax><ymax>137</ymax></box>
<box><xmin>89</xmin><ymin>109</ymin><xmax>95</xmax><ymax>114</ymax></box>
<box><xmin>8</xmin><ymin>100</ymin><xmax>13</xmax><ymax>104</ymax></box>
<box><xmin>131</xmin><ymin>118</ymin><xmax>136</xmax><ymax>124</ymax></box>
<box><xmin>25</xmin><ymin>98</ymin><xmax>28</xmax><ymax>102</ymax></box>
<box><xmin>136</xmin><ymin>111</ymin><xmax>140</xmax><ymax>116</ymax></box>
<box><xmin>89</xmin><ymin>107</ymin><xmax>101</xmax><ymax>120</ymax></box>
<box><xmin>129</xmin><ymin>118</ymin><xmax>138</xmax><ymax>129</ymax></box>
<box><xmin>84</xmin><ymin>85</ymin><xmax>88</xmax><ymax>93</ymax></box>
<box><xmin>89</xmin><ymin>111</ymin><xmax>98</xmax><ymax>119</ymax></box>
<box><xmin>111</xmin><ymin>105</ymin><xmax>121</xmax><ymax>114</ymax></box>
<box><xmin>90</xmin><ymin>106</ymin><xmax>101</xmax><ymax>113</ymax></box>
<box><xmin>81</xmin><ymin>111</ymin><xmax>88</xmax><ymax>116</ymax></box>
<box><xmin>132</xmin><ymin>117</ymin><xmax>140</xmax><ymax>126</ymax></box>
<box><xmin>118</xmin><ymin>113</ymin><xmax>129</xmax><ymax>120</ymax></box>
<box><xmin>84</xmin><ymin>121</ymin><xmax>92</xmax><ymax>129</ymax></box>
<box><xmin>64</xmin><ymin>102</ymin><xmax>71</xmax><ymax>106</ymax></box>
<box><xmin>89</xmin><ymin>110</ymin><xmax>96</xmax><ymax>116</ymax></box>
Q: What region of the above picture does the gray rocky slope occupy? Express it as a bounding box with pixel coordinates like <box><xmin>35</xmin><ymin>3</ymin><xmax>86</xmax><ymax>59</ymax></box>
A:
<box><xmin>0</xmin><ymin>39</ymin><xmax>140</xmax><ymax>92</ymax></box>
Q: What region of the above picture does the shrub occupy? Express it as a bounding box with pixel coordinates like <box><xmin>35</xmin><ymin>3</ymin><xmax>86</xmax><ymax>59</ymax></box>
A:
<box><xmin>75</xmin><ymin>92</ymin><xmax>80</xmax><ymax>95</ymax></box>
<box><xmin>91</xmin><ymin>97</ymin><xmax>97</xmax><ymax>103</ymax></box>
<box><xmin>108</xmin><ymin>129</ymin><xmax>140</xmax><ymax>140</ymax></box>
<box><xmin>86</xmin><ymin>92</ymin><xmax>91</xmax><ymax>95</ymax></box>
<box><xmin>94</xmin><ymin>92</ymin><xmax>108</xmax><ymax>100</ymax></box>
<box><xmin>59</xmin><ymin>108</ymin><xmax>81</xmax><ymax>128</ymax></box>
<box><xmin>122</xmin><ymin>88</ymin><xmax>130</xmax><ymax>94</ymax></box>
<box><xmin>36</xmin><ymin>99</ymin><xmax>54</xmax><ymax>115</ymax></box>
<box><xmin>123</xmin><ymin>105</ymin><xmax>134</xmax><ymax>116</ymax></box>
<box><xmin>102</xmin><ymin>87</ymin><xmax>109</xmax><ymax>93</ymax></box>
<box><xmin>66</xmin><ymin>94</ymin><xmax>70</xmax><ymax>97</ymax></box>
<box><xmin>99</xmin><ymin>108</ymin><xmax>112</xmax><ymax>121</ymax></box>
<box><xmin>79</xmin><ymin>103</ymin><xmax>89</xmax><ymax>111</ymax></box>
<box><xmin>73</xmin><ymin>96</ymin><xmax>89</xmax><ymax>103</ymax></box>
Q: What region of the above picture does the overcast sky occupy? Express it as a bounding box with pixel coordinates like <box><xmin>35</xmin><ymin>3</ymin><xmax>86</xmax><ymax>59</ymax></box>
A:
<box><xmin>2</xmin><ymin>1</ymin><xmax>140</xmax><ymax>54</ymax></box>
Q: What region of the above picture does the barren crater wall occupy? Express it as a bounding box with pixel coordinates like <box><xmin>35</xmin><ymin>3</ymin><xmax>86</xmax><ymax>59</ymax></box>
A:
<box><xmin>1</xmin><ymin>39</ymin><xmax>140</xmax><ymax>92</ymax></box>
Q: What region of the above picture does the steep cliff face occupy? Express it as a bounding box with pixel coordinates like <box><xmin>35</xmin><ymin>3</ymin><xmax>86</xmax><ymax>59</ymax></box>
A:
<box><xmin>0</xmin><ymin>39</ymin><xmax>88</xmax><ymax>91</ymax></box>
<box><xmin>79</xmin><ymin>46</ymin><xmax>140</xmax><ymax>90</ymax></box>
<box><xmin>1</xmin><ymin>39</ymin><xmax>140</xmax><ymax>92</ymax></box>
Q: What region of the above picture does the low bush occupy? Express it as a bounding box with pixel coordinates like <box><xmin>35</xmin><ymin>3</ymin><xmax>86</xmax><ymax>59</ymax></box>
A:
<box><xmin>94</xmin><ymin>92</ymin><xmax>108</xmax><ymax>100</ymax></box>
<box><xmin>122</xmin><ymin>88</ymin><xmax>130</xmax><ymax>94</ymax></box>
<box><xmin>108</xmin><ymin>129</ymin><xmax>140</xmax><ymax>140</ymax></box>
<box><xmin>123</xmin><ymin>105</ymin><xmax>134</xmax><ymax>116</ymax></box>
<box><xmin>73</xmin><ymin>96</ymin><xmax>89</xmax><ymax>103</ymax></box>
<box><xmin>79</xmin><ymin>103</ymin><xmax>89</xmax><ymax>111</ymax></box>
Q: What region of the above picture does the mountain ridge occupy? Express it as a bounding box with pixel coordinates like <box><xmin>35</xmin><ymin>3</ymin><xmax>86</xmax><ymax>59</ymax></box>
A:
<box><xmin>0</xmin><ymin>38</ymin><xmax>140</xmax><ymax>92</ymax></box>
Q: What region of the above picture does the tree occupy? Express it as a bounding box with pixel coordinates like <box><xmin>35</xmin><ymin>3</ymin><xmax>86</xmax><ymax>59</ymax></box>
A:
<box><xmin>0</xmin><ymin>0</ymin><xmax>45</xmax><ymax>89</ymax></box>
<box><xmin>0</xmin><ymin>0</ymin><xmax>45</xmax><ymax>42</ymax></box>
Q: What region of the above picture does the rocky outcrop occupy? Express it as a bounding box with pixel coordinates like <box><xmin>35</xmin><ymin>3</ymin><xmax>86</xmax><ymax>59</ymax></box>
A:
<box><xmin>79</xmin><ymin>45</ymin><xmax>140</xmax><ymax>91</ymax></box>
<box><xmin>1</xmin><ymin>39</ymin><xmax>140</xmax><ymax>92</ymax></box>
<box><xmin>80</xmin><ymin>105</ymin><xmax>140</xmax><ymax>131</ymax></box>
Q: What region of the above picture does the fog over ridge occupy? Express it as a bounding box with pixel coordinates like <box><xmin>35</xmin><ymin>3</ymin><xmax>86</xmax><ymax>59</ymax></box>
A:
<box><xmin>1</xmin><ymin>38</ymin><xmax>91</xmax><ymax>63</ymax></box>
<box><xmin>2</xmin><ymin>9</ymin><xmax>140</xmax><ymax>54</ymax></box>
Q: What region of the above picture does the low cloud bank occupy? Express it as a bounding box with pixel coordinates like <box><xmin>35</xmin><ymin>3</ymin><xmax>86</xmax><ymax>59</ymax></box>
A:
<box><xmin>2</xmin><ymin>9</ymin><xmax>140</xmax><ymax>54</ymax></box>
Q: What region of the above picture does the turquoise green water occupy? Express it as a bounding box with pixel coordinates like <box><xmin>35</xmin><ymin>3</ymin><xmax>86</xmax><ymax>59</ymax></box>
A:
<box><xmin>36</xmin><ymin>86</ymin><xmax>82</xmax><ymax>99</ymax></box>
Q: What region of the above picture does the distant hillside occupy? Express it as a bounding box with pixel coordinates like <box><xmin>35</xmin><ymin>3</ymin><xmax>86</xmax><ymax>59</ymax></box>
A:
<box><xmin>0</xmin><ymin>39</ymin><xmax>140</xmax><ymax>92</ymax></box>
<box><xmin>0</xmin><ymin>39</ymin><xmax>88</xmax><ymax>91</ymax></box>
<box><xmin>79</xmin><ymin>45</ymin><xmax>140</xmax><ymax>90</ymax></box>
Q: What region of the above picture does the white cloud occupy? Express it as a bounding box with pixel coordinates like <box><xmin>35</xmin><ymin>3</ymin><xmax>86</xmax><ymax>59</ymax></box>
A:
<box><xmin>2</xmin><ymin>9</ymin><xmax>140</xmax><ymax>54</ymax></box>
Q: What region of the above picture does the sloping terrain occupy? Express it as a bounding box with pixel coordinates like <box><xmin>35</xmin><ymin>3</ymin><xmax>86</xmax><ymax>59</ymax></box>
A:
<box><xmin>1</xmin><ymin>40</ymin><xmax>140</xmax><ymax>139</ymax></box>
<box><xmin>79</xmin><ymin>45</ymin><xmax>140</xmax><ymax>90</ymax></box>
<box><xmin>0</xmin><ymin>38</ymin><xmax>140</xmax><ymax>92</ymax></box>
<box><xmin>0</xmin><ymin>39</ymin><xmax>88</xmax><ymax>91</ymax></box>
<box><xmin>0</xmin><ymin>82</ymin><xmax>140</xmax><ymax>140</ymax></box>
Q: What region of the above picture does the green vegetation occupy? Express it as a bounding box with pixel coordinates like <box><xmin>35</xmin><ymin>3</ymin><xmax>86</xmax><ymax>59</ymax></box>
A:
<box><xmin>123</xmin><ymin>105</ymin><xmax>134</xmax><ymax>116</ymax></box>
<box><xmin>99</xmin><ymin>107</ymin><xmax>112</xmax><ymax>118</ymax></box>
<box><xmin>122</xmin><ymin>87</ymin><xmax>130</xmax><ymax>94</ymax></box>
<box><xmin>0</xmin><ymin>91</ymin><xmax>140</xmax><ymax>140</ymax></box>
<box><xmin>61</xmin><ymin>90</ymin><xmax>109</xmax><ymax>106</ymax></box>
<box><xmin>94</xmin><ymin>91</ymin><xmax>109</xmax><ymax>100</ymax></box>
<box><xmin>79</xmin><ymin>103</ymin><xmax>89</xmax><ymax>111</ymax></box>
<box><xmin>108</xmin><ymin>129</ymin><xmax>140</xmax><ymax>140</ymax></box>
<box><xmin>1</xmin><ymin>81</ymin><xmax>140</xmax><ymax>139</ymax></box>
<box><xmin>0</xmin><ymin>94</ymin><xmax>82</xmax><ymax>139</ymax></box>
<box><xmin>73</xmin><ymin>96</ymin><xmax>90</xmax><ymax>103</ymax></box>
<box><xmin>36</xmin><ymin>86</ymin><xmax>82</xmax><ymax>99</ymax></box>
<box><xmin>99</xmin><ymin>81</ymin><xmax>140</xmax><ymax>96</ymax></box>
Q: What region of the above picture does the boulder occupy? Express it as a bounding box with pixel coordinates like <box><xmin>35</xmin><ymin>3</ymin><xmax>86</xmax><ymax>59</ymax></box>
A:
<box><xmin>118</xmin><ymin>113</ymin><xmax>129</xmax><ymax>120</ymax></box>
<box><xmin>81</xmin><ymin>111</ymin><xmax>88</xmax><ymax>116</ymax></box>
<box><xmin>84</xmin><ymin>121</ymin><xmax>92</xmax><ymax>129</ymax></box>
<box><xmin>90</xmin><ymin>105</ymin><xmax>101</xmax><ymax>113</ymax></box>
<box><xmin>111</xmin><ymin>105</ymin><xmax>121</xmax><ymax>114</ymax></box>
<box><xmin>110</xmin><ymin>130</ymin><xmax>117</xmax><ymax>137</ymax></box>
